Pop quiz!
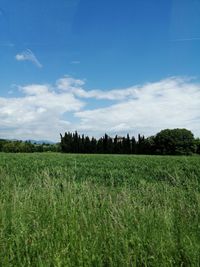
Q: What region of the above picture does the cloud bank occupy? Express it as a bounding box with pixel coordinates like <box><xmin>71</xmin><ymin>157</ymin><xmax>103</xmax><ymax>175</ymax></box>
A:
<box><xmin>15</xmin><ymin>49</ymin><xmax>42</xmax><ymax>68</ymax></box>
<box><xmin>0</xmin><ymin>76</ymin><xmax>200</xmax><ymax>141</ymax></box>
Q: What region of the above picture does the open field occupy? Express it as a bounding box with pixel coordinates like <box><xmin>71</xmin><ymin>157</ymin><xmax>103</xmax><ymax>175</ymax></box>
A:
<box><xmin>0</xmin><ymin>153</ymin><xmax>200</xmax><ymax>266</ymax></box>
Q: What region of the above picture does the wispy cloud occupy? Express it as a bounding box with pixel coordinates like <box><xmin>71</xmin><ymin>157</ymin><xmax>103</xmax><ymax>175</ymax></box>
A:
<box><xmin>71</xmin><ymin>60</ymin><xmax>80</xmax><ymax>64</ymax></box>
<box><xmin>0</xmin><ymin>8</ymin><xmax>4</xmax><ymax>16</ymax></box>
<box><xmin>57</xmin><ymin>76</ymin><xmax>85</xmax><ymax>91</ymax></box>
<box><xmin>0</xmin><ymin>42</ymin><xmax>15</xmax><ymax>47</ymax></box>
<box><xmin>171</xmin><ymin>37</ymin><xmax>200</xmax><ymax>42</ymax></box>
<box><xmin>15</xmin><ymin>49</ymin><xmax>42</xmax><ymax>68</ymax></box>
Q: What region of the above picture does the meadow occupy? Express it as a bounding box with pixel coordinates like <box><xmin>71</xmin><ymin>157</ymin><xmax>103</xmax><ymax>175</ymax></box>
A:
<box><xmin>0</xmin><ymin>153</ymin><xmax>200</xmax><ymax>266</ymax></box>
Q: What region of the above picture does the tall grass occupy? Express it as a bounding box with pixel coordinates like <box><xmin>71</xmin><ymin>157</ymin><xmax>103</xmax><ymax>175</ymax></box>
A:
<box><xmin>0</xmin><ymin>153</ymin><xmax>200</xmax><ymax>266</ymax></box>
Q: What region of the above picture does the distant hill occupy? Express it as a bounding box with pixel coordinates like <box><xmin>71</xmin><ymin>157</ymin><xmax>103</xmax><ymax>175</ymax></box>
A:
<box><xmin>0</xmin><ymin>139</ymin><xmax>56</xmax><ymax>145</ymax></box>
<box><xmin>26</xmin><ymin>140</ymin><xmax>56</xmax><ymax>145</ymax></box>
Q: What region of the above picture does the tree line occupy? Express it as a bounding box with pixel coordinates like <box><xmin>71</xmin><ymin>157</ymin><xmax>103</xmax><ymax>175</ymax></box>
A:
<box><xmin>0</xmin><ymin>140</ymin><xmax>60</xmax><ymax>153</ymax></box>
<box><xmin>1</xmin><ymin>128</ymin><xmax>200</xmax><ymax>155</ymax></box>
<box><xmin>60</xmin><ymin>129</ymin><xmax>200</xmax><ymax>155</ymax></box>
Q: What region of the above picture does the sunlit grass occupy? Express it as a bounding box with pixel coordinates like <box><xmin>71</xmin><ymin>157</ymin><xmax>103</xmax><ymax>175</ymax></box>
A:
<box><xmin>0</xmin><ymin>153</ymin><xmax>200</xmax><ymax>266</ymax></box>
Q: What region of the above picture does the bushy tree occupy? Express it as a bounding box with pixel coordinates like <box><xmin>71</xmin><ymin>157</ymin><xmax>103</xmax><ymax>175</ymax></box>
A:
<box><xmin>195</xmin><ymin>138</ymin><xmax>200</xmax><ymax>154</ymax></box>
<box><xmin>154</xmin><ymin>128</ymin><xmax>195</xmax><ymax>155</ymax></box>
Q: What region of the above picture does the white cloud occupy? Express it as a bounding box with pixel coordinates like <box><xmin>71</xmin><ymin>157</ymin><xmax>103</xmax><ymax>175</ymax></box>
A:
<box><xmin>57</xmin><ymin>76</ymin><xmax>85</xmax><ymax>91</ymax></box>
<box><xmin>56</xmin><ymin>76</ymin><xmax>138</xmax><ymax>100</ymax></box>
<box><xmin>15</xmin><ymin>49</ymin><xmax>42</xmax><ymax>68</ymax></box>
<box><xmin>0</xmin><ymin>80</ymin><xmax>84</xmax><ymax>141</ymax></box>
<box><xmin>20</xmin><ymin>84</ymin><xmax>49</xmax><ymax>96</ymax></box>
<box><xmin>0</xmin><ymin>76</ymin><xmax>200</xmax><ymax>141</ymax></box>
<box><xmin>74</xmin><ymin>77</ymin><xmax>200</xmax><ymax>137</ymax></box>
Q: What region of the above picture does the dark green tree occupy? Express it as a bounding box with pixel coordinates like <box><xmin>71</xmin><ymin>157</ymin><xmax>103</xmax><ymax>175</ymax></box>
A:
<box><xmin>113</xmin><ymin>135</ymin><xmax>119</xmax><ymax>154</ymax></box>
<box><xmin>131</xmin><ymin>136</ymin><xmax>136</xmax><ymax>154</ymax></box>
<box><xmin>155</xmin><ymin>128</ymin><xmax>195</xmax><ymax>155</ymax></box>
<box><xmin>195</xmin><ymin>138</ymin><xmax>200</xmax><ymax>154</ymax></box>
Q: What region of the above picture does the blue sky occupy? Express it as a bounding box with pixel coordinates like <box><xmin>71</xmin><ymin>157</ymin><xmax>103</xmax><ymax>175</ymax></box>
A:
<box><xmin>0</xmin><ymin>0</ymin><xmax>200</xmax><ymax>141</ymax></box>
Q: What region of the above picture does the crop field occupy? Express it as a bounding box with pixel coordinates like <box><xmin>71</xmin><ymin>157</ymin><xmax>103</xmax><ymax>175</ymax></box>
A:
<box><xmin>0</xmin><ymin>153</ymin><xmax>200</xmax><ymax>266</ymax></box>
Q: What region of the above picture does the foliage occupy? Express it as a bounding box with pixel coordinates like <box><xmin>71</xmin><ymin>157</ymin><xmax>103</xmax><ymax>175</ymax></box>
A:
<box><xmin>0</xmin><ymin>140</ymin><xmax>60</xmax><ymax>153</ymax></box>
<box><xmin>155</xmin><ymin>128</ymin><xmax>195</xmax><ymax>155</ymax></box>
<box><xmin>61</xmin><ymin>129</ymin><xmax>197</xmax><ymax>155</ymax></box>
<box><xmin>0</xmin><ymin>128</ymin><xmax>199</xmax><ymax>155</ymax></box>
<box><xmin>195</xmin><ymin>138</ymin><xmax>200</xmax><ymax>154</ymax></box>
<box><xmin>0</xmin><ymin>153</ymin><xmax>200</xmax><ymax>266</ymax></box>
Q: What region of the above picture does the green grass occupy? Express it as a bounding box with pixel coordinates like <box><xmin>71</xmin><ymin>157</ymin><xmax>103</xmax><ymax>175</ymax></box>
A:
<box><xmin>0</xmin><ymin>153</ymin><xmax>200</xmax><ymax>266</ymax></box>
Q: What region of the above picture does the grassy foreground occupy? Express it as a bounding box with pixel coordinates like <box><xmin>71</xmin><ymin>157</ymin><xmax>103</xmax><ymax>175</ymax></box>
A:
<box><xmin>0</xmin><ymin>153</ymin><xmax>200</xmax><ymax>266</ymax></box>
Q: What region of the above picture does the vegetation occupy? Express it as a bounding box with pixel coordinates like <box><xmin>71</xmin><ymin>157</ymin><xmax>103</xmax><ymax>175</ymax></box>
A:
<box><xmin>155</xmin><ymin>129</ymin><xmax>195</xmax><ymax>155</ymax></box>
<box><xmin>1</xmin><ymin>128</ymin><xmax>199</xmax><ymax>155</ymax></box>
<box><xmin>0</xmin><ymin>153</ymin><xmax>200</xmax><ymax>266</ymax></box>
<box><xmin>0</xmin><ymin>139</ymin><xmax>60</xmax><ymax>153</ymax></box>
<box><xmin>60</xmin><ymin>128</ymin><xmax>198</xmax><ymax>155</ymax></box>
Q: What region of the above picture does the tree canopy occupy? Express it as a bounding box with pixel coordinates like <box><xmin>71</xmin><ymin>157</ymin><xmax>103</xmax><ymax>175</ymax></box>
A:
<box><xmin>0</xmin><ymin>128</ymin><xmax>199</xmax><ymax>155</ymax></box>
<box><xmin>155</xmin><ymin>129</ymin><xmax>195</xmax><ymax>155</ymax></box>
<box><xmin>60</xmin><ymin>128</ymin><xmax>197</xmax><ymax>156</ymax></box>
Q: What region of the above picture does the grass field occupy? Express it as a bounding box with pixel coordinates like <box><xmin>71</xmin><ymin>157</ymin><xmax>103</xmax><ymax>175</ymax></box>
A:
<box><xmin>0</xmin><ymin>153</ymin><xmax>200</xmax><ymax>266</ymax></box>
